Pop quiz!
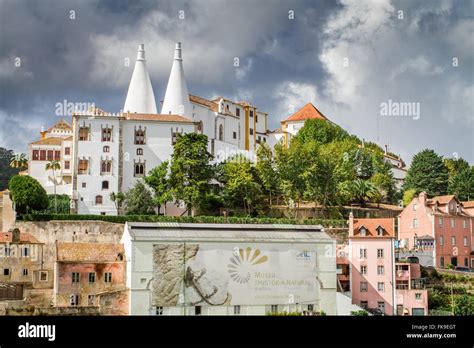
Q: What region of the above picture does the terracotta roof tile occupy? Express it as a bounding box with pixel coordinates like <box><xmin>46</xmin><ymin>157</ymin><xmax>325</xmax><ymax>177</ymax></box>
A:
<box><xmin>462</xmin><ymin>201</ymin><xmax>474</xmax><ymax>208</ymax></box>
<box><xmin>0</xmin><ymin>232</ymin><xmax>42</xmax><ymax>244</ymax></box>
<box><xmin>189</xmin><ymin>94</ymin><xmax>218</xmax><ymax>112</ymax></box>
<box><xmin>124</xmin><ymin>113</ymin><xmax>195</xmax><ymax>123</ymax></box>
<box><xmin>282</xmin><ymin>102</ymin><xmax>328</xmax><ymax>123</ymax></box>
<box><xmin>56</xmin><ymin>242</ymin><xmax>125</xmax><ymax>262</ymax></box>
<box><xmin>30</xmin><ymin>137</ymin><xmax>64</xmax><ymax>146</ymax></box>
<box><xmin>352</xmin><ymin>218</ymin><xmax>394</xmax><ymax>237</ymax></box>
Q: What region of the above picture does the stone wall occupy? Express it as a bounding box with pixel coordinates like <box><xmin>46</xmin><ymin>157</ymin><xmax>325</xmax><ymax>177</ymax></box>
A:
<box><xmin>14</xmin><ymin>220</ymin><xmax>124</xmax><ymax>268</ymax></box>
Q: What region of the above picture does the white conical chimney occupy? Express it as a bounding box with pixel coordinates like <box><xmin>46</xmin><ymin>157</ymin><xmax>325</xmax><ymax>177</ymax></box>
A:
<box><xmin>123</xmin><ymin>44</ymin><xmax>157</xmax><ymax>114</ymax></box>
<box><xmin>161</xmin><ymin>42</ymin><xmax>191</xmax><ymax>118</ymax></box>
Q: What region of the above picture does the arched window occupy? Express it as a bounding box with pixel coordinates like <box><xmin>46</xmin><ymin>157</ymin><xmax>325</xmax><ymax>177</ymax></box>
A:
<box><xmin>219</xmin><ymin>124</ymin><xmax>224</xmax><ymax>141</ymax></box>
<box><xmin>102</xmin><ymin>181</ymin><xmax>109</xmax><ymax>190</ymax></box>
<box><xmin>134</xmin><ymin>163</ymin><xmax>145</xmax><ymax>177</ymax></box>
<box><xmin>101</xmin><ymin>160</ymin><xmax>112</xmax><ymax>175</ymax></box>
<box><xmin>103</xmin><ymin>146</ymin><xmax>110</xmax><ymax>153</ymax></box>
<box><xmin>137</xmin><ymin>148</ymin><xmax>143</xmax><ymax>156</ymax></box>
<box><xmin>95</xmin><ymin>195</ymin><xmax>103</xmax><ymax>205</ymax></box>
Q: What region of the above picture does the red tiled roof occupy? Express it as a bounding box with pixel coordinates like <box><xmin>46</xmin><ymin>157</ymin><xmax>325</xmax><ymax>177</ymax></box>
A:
<box><xmin>430</xmin><ymin>195</ymin><xmax>456</xmax><ymax>205</ymax></box>
<box><xmin>282</xmin><ymin>103</ymin><xmax>328</xmax><ymax>123</ymax></box>
<box><xmin>352</xmin><ymin>218</ymin><xmax>394</xmax><ymax>237</ymax></box>
<box><xmin>462</xmin><ymin>201</ymin><xmax>474</xmax><ymax>208</ymax></box>
<box><xmin>56</xmin><ymin>242</ymin><xmax>125</xmax><ymax>262</ymax></box>
<box><xmin>124</xmin><ymin>113</ymin><xmax>195</xmax><ymax>123</ymax></box>
<box><xmin>0</xmin><ymin>231</ymin><xmax>42</xmax><ymax>244</ymax></box>
<box><xmin>189</xmin><ymin>94</ymin><xmax>218</xmax><ymax>112</ymax></box>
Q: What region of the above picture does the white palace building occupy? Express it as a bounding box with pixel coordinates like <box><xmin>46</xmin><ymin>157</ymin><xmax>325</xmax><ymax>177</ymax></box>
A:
<box><xmin>27</xmin><ymin>43</ymin><xmax>406</xmax><ymax>215</ymax></box>
<box><xmin>28</xmin><ymin>43</ymin><xmax>270</xmax><ymax>215</ymax></box>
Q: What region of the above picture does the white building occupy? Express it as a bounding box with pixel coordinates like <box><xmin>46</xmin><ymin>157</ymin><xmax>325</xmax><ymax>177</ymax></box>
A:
<box><xmin>121</xmin><ymin>222</ymin><xmax>337</xmax><ymax>315</ymax></box>
<box><xmin>67</xmin><ymin>43</ymin><xmax>271</xmax><ymax>214</ymax></box>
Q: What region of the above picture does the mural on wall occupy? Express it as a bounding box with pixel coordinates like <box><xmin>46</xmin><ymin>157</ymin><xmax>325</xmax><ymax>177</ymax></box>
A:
<box><xmin>152</xmin><ymin>243</ymin><xmax>318</xmax><ymax>307</ymax></box>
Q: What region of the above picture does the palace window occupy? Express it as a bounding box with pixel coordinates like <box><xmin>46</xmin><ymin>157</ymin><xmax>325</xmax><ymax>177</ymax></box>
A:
<box><xmin>233</xmin><ymin>131</ymin><xmax>237</xmax><ymax>139</ymax></box>
<box><xmin>102</xmin><ymin>181</ymin><xmax>109</xmax><ymax>190</ymax></box>
<box><xmin>101</xmin><ymin>160</ymin><xmax>112</xmax><ymax>175</ymax></box>
<box><xmin>79</xmin><ymin>127</ymin><xmax>89</xmax><ymax>141</ymax></box>
<box><xmin>32</xmin><ymin>150</ymin><xmax>39</xmax><ymax>160</ymax></box>
<box><xmin>95</xmin><ymin>195</ymin><xmax>103</xmax><ymax>205</ymax></box>
<box><xmin>270</xmin><ymin>305</ymin><xmax>278</xmax><ymax>313</ymax></box>
<box><xmin>156</xmin><ymin>306</ymin><xmax>164</xmax><ymax>315</ymax></box>
<box><xmin>256</xmin><ymin>114</ymin><xmax>258</xmax><ymax>123</ymax></box>
<box><xmin>257</xmin><ymin>136</ymin><xmax>261</xmax><ymax>144</ymax></box>
<box><xmin>249</xmin><ymin>128</ymin><xmax>254</xmax><ymax>135</ymax></box>
<box><xmin>103</xmin><ymin>146</ymin><xmax>110</xmax><ymax>153</ymax></box>
<box><xmin>78</xmin><ymin>159</ymin><xmax>89</xmax><ymax>174</ymax></box>
<box><xmin>54</xmin><ymin>150</ymin><xmax>60</xmax><ymax>160</ymax></box>
<box><xmin>40</xmin><ymin>150</ymin><xmax>46</xmax><ymax>160</ymax></box>
<box><xmin>64</xmin><ymin>161</ymin><xmax>70</xmax><ymax>170</ymax></box>
<box><xmin>219</xmin><ymin>124</ymin><xmax>224</xmax><ymax>141</ymax></box>
<box><xmin>102</xmin><ymin>127</ymin><xmax>112</xmax><ymax>142</ymax></box>
<box><xmin>236</xmin><ymin>108</ymin><xmax>240</xmax><ymax>117</ymax></box>
<box><xmin>250</xmin><ymin>110</ymin><xmax>254</xmax><ymax>118</ymax></box>
<box><xmin>234</xmin><ymin>305</ymin><xmax>241</xmax><ymax>315</ymax></box>
<box><xmin>65</xmin><ymin>147</ymin><xmax>71</xmax><ymax>155</ymax></box>
<box><xmin>134</xmin><ymin>127</ymin><xmax>146</xmax><ymax>145</ymax></box>
<box><xmin>47</xmin><ymin>150</ymin><xmax>54</xmax><ymax>161</ymax></box>
<box><xmin>137</xmin><ymin>148</ymin><xmax>143</xmax><ymax>156</ymax></box>
<box><xmin>134</xmin><ymin>162</ymin><xmax>145</xmax><ymax>177</ymax></box>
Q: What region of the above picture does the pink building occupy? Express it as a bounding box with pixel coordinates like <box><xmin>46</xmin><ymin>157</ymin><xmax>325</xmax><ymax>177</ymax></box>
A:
<box><xmin>395</xmin><ymin>261</ymin><xmax>428</xmax><ymax>315</ymax></box>
<box><xmin>398</xmin><ymin>193</ymin><xmax>473</xmax><ymax>269</ymax></box>
<box><xmin>348</xmin><ymin>215</ymin><xmax>396</xmax><ymax>315</ymax></box>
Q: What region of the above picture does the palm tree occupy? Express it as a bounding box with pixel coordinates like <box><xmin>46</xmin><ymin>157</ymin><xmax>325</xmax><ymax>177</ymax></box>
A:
<box><xmin>45</xmin><ymin>160</ymin><xmax>61</xmax><ymax>213</ymax></box>
<box><xmin>340</xmin><ymin>179</ymin><xmax>379</xmax><ymax>207</ymax></box>
<box><xmin>10</xmin><ymin>153</ymin><xmax>28</xmax><ymax>169</ymax></box>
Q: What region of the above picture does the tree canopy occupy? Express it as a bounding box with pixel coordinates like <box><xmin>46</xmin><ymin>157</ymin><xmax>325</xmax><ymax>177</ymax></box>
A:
<box><xmin>8</xmin><ymin>175</ymin><xmax>48</xmax><ymax>214</ymax></box>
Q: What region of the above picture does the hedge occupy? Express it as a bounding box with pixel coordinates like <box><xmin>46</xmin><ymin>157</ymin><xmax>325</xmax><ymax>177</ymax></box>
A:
<box><xmin>18</xmin><ymin>214</ymin><xmax>347</xmax><ymax>227</ymax></box>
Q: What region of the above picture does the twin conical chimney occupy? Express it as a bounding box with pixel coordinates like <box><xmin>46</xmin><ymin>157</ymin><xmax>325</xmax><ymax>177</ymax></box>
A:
<box><xmin>123</xmin><ymin>44</ymin><xmax>157</xmax><ymax>114</ymax></box>
<box><xmin>161</xmin><ymin>42</ymin><xmax>192</xmax><ymax>118</ymax></box>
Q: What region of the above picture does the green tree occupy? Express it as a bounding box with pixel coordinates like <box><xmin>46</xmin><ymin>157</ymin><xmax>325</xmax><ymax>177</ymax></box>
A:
<box><xmin>339</xmin><ymin>179</ymin><xmax>379</xmax><ymax>207</ymax></box>
<box><xmin>256</xmin><ymin>143</ymin><xmax>279</xmax><ymax>206</ymax></box>
<box><xmin>110</xmin><ymin>192</ymin><xmax>125</xmax><ymax>215</ymax></box>
<box><xmin>1</xmin><ymin>147</ymin><xmax>21</xmax><ymax>190</ymax></box>
<box><xmin>403</xmin><ymin>149</ymin><xmax>449</xmax><ymax>196</ymax></box>
<box><xmin>444</xmin><ymin>157</ymin><xmax>469</xmax><ymax>178</ymax></box>
<box><xmin>293</xmin><ymin>118</ymin><xmax>351</xmax><ymax>145</ymax></box>
<box><xmin>145</xmin><ymin>161</ymin><xmax>173</xmax><ymax>215</ymax></box>
<box><xmin>45</xmin><ymin>160</ymin><xmax>61</xmax><ymax>213</ymax></box>
<box><xmin>8</xmin><ymin>175</ymin><xmax>48</xmax><ymax>214</ymax></box>
<box><xmin>454</xmin><ymin>294</ymin><xmax>474</xmax><ymax>316</ymax></box>
<box><xmin>448</xmin><ymin>166</ymin><xmax>474</xmax><ymax>201</ymax></box>
<box><xmin>220</xmin><ymin>155</ymin><xmax>263</xmax><ymax>215</ymax></box>
<box><xmin>403</xmin><ymin>188</ymin><xmax>417</xmax><ymax>207</ymax></box>
<box><xmin>124</xmin><ymin>181</ymin><xmax>155</xmax><ymax>215</ymax></box>
<box><xmin>169</xmin><ymin>133</ymin><xmax>213</xmax><ymax>216</ymax></box>
<box><xmin>10</xmin><ymin>153</ymin><xmax>28</xmax><ymax>169</ymax></box>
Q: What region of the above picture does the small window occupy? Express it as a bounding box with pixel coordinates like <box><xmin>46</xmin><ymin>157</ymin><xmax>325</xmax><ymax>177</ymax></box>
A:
<box><xmin>72</xmin><ymin>272</ymin><xmax>80</xmax><ymax>283</ymax></box>
<box><xmin>3</xmin><ymin>268</ymin><xmax>10</xmax><ymax>276</ymax></box>
<box><xmin>249</xmin><ymin>110</ymin><xmax>254</xmax><ymax>118</ymax></box>
<box><xmin>463</xmin><ymin>220</ymin><xmax>468</xmax><ymax>229</ymax></box>
<box><xmin>47</xmin><ymin>150</ymin><xmax>54</xmax><ymax>161</ymax></box>
<box><xmin>88</xmin><ymin>272</ymin><xmax>96</xmax><ymax>283</ymax></box>
<box><xmin>103</xmin><ymin>146</ymin><xmax>110</xmax><ymax>153</ymax></box>
<box><xmin>134</xmin><ymin>163</ymin><xmax>145</xmax><ymax>177</ymax></box>
<box><xmin>39</xmin><ymin>271</ymin><xmax>48</xmax><ymax>282</ymax></box>
<box><xmin>40</xmin><ymin>150</ymin><xmax>46</xmax><ymax>160</ymax></box>
<box><xmin>464</xmin><ymin>236</ymin><xmax>468</xmax><ymax>247</ymax></box>
<box><xmin>451</xmin><ymin>218</ymin><xmax>455</xmax><ymax>228</ymax></box>
<box><xmin>22</xmin><ymin>268</ymin><xmax>28</xmax><ymax>276</ymax></box>
<box><xmin>95</xmin><ymin>195</ymin><xmax>103</xmax><ymax>205</ymax></box>
<box><xmin>156</xmin><ymin>306</ymin><xmax>163</xmax><ymax>315</ymax></box>
<box><xmin>64</xmin><ymin>160</ymin><xmax>70</xmax><ymax>170</ymax></box>
<box><xmin>137</xmin><ymin>148</ymin><xmax>143</xmax><ymax>156</ymax></box>
<box><xmin>377</xmin><ymin>301</ymin><xmax>385</xmax><ymax>314</ymax></box>
<box><xmin>378</xmin><ymin>282</ymin><xmax>385</xmax><ymax>292</ymax></box>
<box><xmin>359</xmin><ymin>227</ymin><xmax>367</xmax><ymax>236</ymax></box>
<box><xmin>82</xmin><ymin>182</ymin><xmax>86</xmax><ymax>188</ymax></box>
<box><xmin>70</xmin><ymin>294</ymin><xmax>79</xmax><ymax>306</ymax></box>
<box><xmin>360</xmin><ymin>282</ymin><xmax>368</xmax><ymax>292</ymax></box>
<box><xmin>79</xmin><ymin>127</ymin><xmax>89</xmax><ymax>141</ymax></box>
<box><xmin>54</xmin><ymin>150</ymin><xmax>60</xmax><ymax>160</ymax></box>
<box><xmin>32</xmin><ymin>150</ymin><xmax>39</xmax><ymax>160</ymax></box>
<box><xmin>101</xmin><ymin>160</ymin><xmax>112</xmax><ymax>175</ymax></box>
<box><xmin>307</xmin><ymin>304</ymin><xmax>314</xmax><ymax>312</ymax></box>
<box><xmin>249</xmin><ymin>128</ymin><xmax>254</xmax><ymax>135</ymax></box>
<box><xmin>102</xmin><ymin>181</ymin><xmax>109</xmax><ymax>190</ymax></box>
<box><xmin>413</xmin><ymin>218</ymin><xmax>419</xmax><ymax>228</ymax></box>
<box><xmin>78</xmin><ymin>159</ymin><xmax>89</xmax><ymax>174</ymax></box>
<box><xmin>270</xmin><ymin>305</ymin><xmax>278</xmax><ymax>313</ymax></box>
<box><xmin>134</xmin><ymin>127</ymin><xmax>146</xmax><ymax>145</ymax></box>
<box><xmin>22</xmin><ymin>246</ymin><xmax>30</xmax><ymax>257</ymax></box>
<box><xmin>236</xmin><ymin>108</ymin><xmax>240</xmax><ymax>117</ymax></box>
<box><xmin>195</xmin><ymin>306</ymin><xmax>202</xmax><ymax>315</ymax></box>
<box><xmin>219</xmin><ymin>124</ymin><xmax>224</xmax><ymax>141</ymax></box>
<box><xmin>256</xmin><ymin>114</ymin><xmax>258</xmax><ymax>123</ymax></box>
<box><xmin>102</xmin><ymin>127</ymin><xmax>112</xmax><ymax>142</ymax></box>
<box><xmin>413</xmin><ymin>204</ymin><xmax>418</xmax><ymax>211</ymax></box>
<box><xmin>360</xmin><ymin>265</ymin><xmax>367</xmax><ymax>275</ymax></box>
<box><xmin>377</xmin><ymin>265</ymin><xmax>385</xmax><ymax>275</ymax></box>
<box><xmin>377</xmin><ymin>227</ymin><xmax>385</xmax><ymax>236</ymax></box>
<box><xmin>257</xmin><ymin>136</ymin><xmax>261</xmax><ymax>144</ymax></box>
<box><xmin>439</xmin><ymin>218</ymin><xmax>443</xmax><ymax>227</ymax></box>
<box><xmin>451</xmin><ymin>236</ymin><xmax>456</xmax><ymax>246</ymax></box>
<box><xmin>377</xmin><ymin>249</ymin><xmax>384</xmax><ymax>259</ymax></box>
<box><xmin>234</xmin><ymin>305</ymin><xmax>241</xmax><ymax>315</ymax></box>
<box><xmin>4</xmin><ymin>246</ymin><xmax>11</xmax><ymax>257</ymax></box>
<box><xmin>104</xmin><ymin>272</ymin><xmax>112</xmax><ymax>283</ymax></box>
<box><xmin>360</xmin><ymin>249</ymin><xmax>367</xmax><ymax>259</ymax></box>
<box><xmin>464</xmin><ymin>258</ymin><xmax>468</xmax><ymax>267</ymax></box>
<box><xmin>233</xmin><ymin>131</ymin><xmax>237</xmax><ymax>139</ymax></box>
<box><xmin>415</xmin><ymin>293</ymin><xmax>421</xmax><ymax>300</ymax></box>
<box><xmin>440</xmin><ymin>235</ymin><xmax>444</xmax><ymax>246</ymax></box>
<box><xmin>360</xmin><ymin>301</ymin><xmax>368</xmax><ymax>309</ymax></box>
<box><xmin>65</xmin><ymin>147</ymin><xmax>71</xmax><ymax>155</ymax></box>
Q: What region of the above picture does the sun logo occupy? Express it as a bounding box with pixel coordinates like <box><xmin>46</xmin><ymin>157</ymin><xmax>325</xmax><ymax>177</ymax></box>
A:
<box><xmin>228</xmin><ymin>247</ymin><xmax>268</xmax><ymax>284</ymax></box>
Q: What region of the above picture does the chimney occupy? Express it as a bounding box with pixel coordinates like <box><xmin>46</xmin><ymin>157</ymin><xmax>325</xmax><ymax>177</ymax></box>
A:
<box><xmin>384</xmin><ymin>144</ymin><xmax>388</xmax><ymax>154</ymax></box>
<box><xmin>11</xmin><ymin>228</ymin><xmax>21</xmax><ymax>243</ymax></box>
<box><xmin>348</xmin><ymin>212</ymin><xmax>354</xmax><ymax>237</ymax></box>
<box><xmin>419</xmin><ymin>192</ymin><xmax>426</xmax><ymax>205</ymax></box>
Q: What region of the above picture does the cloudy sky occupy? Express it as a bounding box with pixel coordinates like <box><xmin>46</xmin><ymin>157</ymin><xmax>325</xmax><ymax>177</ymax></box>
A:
<box><xmin>0</xmin><ymin>0</ymin><xmax>473</xmax><ymax>163</ymax></box>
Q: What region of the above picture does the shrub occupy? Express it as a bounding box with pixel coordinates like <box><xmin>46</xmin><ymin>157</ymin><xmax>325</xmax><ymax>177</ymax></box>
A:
<box><xmin>351</xmin><ymin>310</ymin><xmax>369</xmax><ymax>316</ymax></box>
<box><xmin>8</xmin><ymin>175</ymin><xmax>48</xmax><ymax>214</ymax></box>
